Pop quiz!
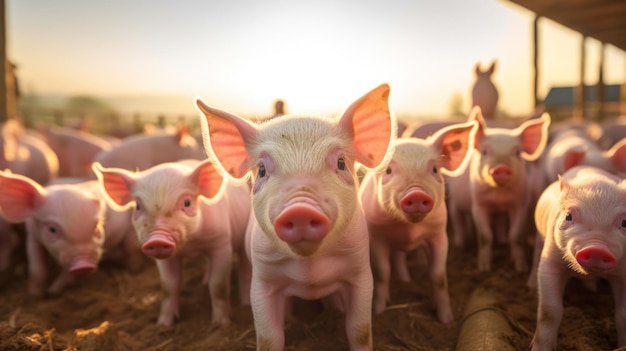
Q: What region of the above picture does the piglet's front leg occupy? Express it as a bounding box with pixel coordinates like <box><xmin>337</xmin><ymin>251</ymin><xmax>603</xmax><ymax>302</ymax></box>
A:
<box><xmin>471</xmin><ymin>206</ymin><xmax>493</xmax><ymax>272</ymax></box>
<box><xmin>507</xmin><ymin>204</ymin><xmax>529</xmax><ymax>272</ymax></box>
<box><xmin>207</xmin><ymin>246</ymin><xmax>233</xmax><ymax>328</ymax></box>
<box><xmin>47</xmin><ymin>270</ymin><xmax>77</xmax><ymax>295</ymax></box>
<box><xmin>251</xmin><ymin>279</ymin><xmax>287</xmax><ymax>351</ymax></box>
<box><xmin>341</xmin><ymin>271</ymin><xmax>373</xmax><ymax>351</ymax></box>
<box><xmin>26</xmin><ymin>232</ymin><xmax>48</xmax><ymax>297</ymax></box>
<box><xmin>370</xmin><ymin>234</ymin><xmax>391</xmax><ymax>314</ymax></box>
<box><xmin>426</xmin><ymin>234</ymin><xmax>453</xmax><ymax>324</ymax></box>
<box><xmin>155</xmin><ymin>257</ymin><xmax>182</xmax><ymax>326</ymax></box>
<box><xmin>531</xmin><ymin>261</ymin><xmax>566</xmax><ymax>351</ymax></box>
<box><xmin>611</xmin><ymin>280</ymin><xmax>626</xmax><ymax>347</ymax></box>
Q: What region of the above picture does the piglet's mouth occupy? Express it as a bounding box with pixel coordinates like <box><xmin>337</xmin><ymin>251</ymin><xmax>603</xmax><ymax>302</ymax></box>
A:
<box><xmin>142</xmin><ymin>231</ymin><xmax>177</xmax><ymax>259</ymax></box>
<box><xmin>69</xmin><ymin>258</ymin><xmax>98</xmax><ymax>275</ymax></box>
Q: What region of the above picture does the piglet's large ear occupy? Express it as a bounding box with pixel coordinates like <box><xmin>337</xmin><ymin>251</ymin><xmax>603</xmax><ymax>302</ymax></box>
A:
<box><xmin>606</xmin><ymin>138</ymin><xmax>626</xmax><ymax>173</ymax></box>
<box><xmin>91</xmin><ymin>162</ymin><xmax>136</xmax><ymax>210</ymax></box>
<box><xmin>196</xmin><ymin>98</ymin><xmax>257</xmax><ymax>179</ymax></box>
<box><xmin>518</xmin><ymin>112</ymin><xmax>551</xmax><ymax>161</ymax></box>
<box><xmin>467</xmin><ymin>106</ymin><xmax>486</xmax><ymax>147</ymax></box>
<box><xmin>431</xmin><ymin>121</ymin><xmax>478</xmax><ymax>177</ymax></box>
<box><xmin>339</xmin><ymin>83</ymin><xmax>396</xmax><ymax>170</ymax></box>
<box><xmin>190</xmin><ymin>159</ymin><xmax>224</xmax><ymax>199</ymax></box>
<box><xmin>0</xmin><ymin>171</ymin><xmax>45</xmax><ymax>222</ymax></box>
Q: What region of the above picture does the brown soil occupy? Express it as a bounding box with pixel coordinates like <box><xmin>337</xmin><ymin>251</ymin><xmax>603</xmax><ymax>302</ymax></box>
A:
<box><xmin>0</xmin><ymin>235</ymin><xmax>618</xmax><ymax>351</ymax></box>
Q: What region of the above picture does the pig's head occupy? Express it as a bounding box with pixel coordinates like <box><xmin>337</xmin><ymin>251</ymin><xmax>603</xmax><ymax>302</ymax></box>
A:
<box><xmin>173</xmin><ymin>123</ymin><xmax>207</xmax><ymax>161</ymax></box>
<box><xmin>0</xmin><ymin>173</ymin><xmax>105</xmax><ymax>275</ymax></box>
<box><xmin>470</xmin><ymin>107</ymin><xmax>550</xmax><ymax>188</ymax></box>
<box><xmin>554</xmin><ymin>167</ymin><xmax>626</xmax><ymax>275</ymax></box>
<box><xmin>561</xmin><ymin>138</ymin><xmax>626</xmax><ymax>177</ymax></box>
<box><xmin>196</xmin><ymin>84</ymin><xmax>395</xmax><ymax>257</ymax></box>
<box><xmin>92</xmin><ymin>160</ymin><xmax>223</xmax><ymax>260</ymax></box>
<box><xmin>377</xmin><ymin>121</ymin><xmax>477</xmax><ymax>223</ymax></box>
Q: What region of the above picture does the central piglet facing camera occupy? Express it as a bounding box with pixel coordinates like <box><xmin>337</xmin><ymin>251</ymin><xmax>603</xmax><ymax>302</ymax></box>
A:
<box><xmin>196</xmin><ymin>84</ymin><xmax>395</xmax><ymax>351</ymax></box>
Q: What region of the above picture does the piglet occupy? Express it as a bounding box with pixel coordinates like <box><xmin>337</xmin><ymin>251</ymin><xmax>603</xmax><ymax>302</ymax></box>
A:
<box><xmin>542</xmin><ymin>128</ymin><xmax>626</xmax><ymax>183</ymax></box>
<box><xmin>528</xmin><ymin>166</ymin><xmax>626</xmax><ymax>350</ymax></box>
<box><xmin>359</xmin><ymin>121</ymin><xmax>477</xmax><ymax>323</ymax></box>
<box><xmin>91</xmin><ymin>125</ymin><xmax>206</xmax><ymax>175</ymax></box>
<box><xmin>447</xmin><ymin>107</ymin><xmax>550</xmax><ymax>272</ymax></box>
<box><xmin>196</xmin><ymin>84</ymin><xmax>394</xmax><ymax>350</ymax></box>
<box><xmin>0</xmin><ymin>120</ymin><xmax>60</xmax><ymax>281</ymax></box>
<box><xmin>40</xmin><ymin>125</ymin><xmax>112</xmax><ymax>178</ymax></box>
<box><xmin>92</xmin><ymin>159</ymin><xmax>251</xmax><ymax>327</ymax></box>
<box><xmin>0</xmin><ymin>172</ymin><xmax>137</xmax><ymax>296</ymax></box>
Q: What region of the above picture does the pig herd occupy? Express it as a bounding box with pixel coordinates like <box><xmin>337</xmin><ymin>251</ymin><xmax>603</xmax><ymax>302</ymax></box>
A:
<box><xmin>0</xmin><ymin>83</ymin><xmax>625</xmax><ymax>351</ymax></box>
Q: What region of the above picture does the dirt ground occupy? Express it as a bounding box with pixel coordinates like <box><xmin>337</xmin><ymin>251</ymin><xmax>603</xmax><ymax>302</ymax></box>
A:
<box><xmin>0</xmin><ymin>230</ymin><xmax>619</xmax><ymax>351</ymax></box>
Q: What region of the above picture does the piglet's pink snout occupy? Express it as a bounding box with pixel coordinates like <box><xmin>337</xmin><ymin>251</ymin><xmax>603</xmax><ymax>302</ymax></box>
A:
<box><xmin>274</xmin><ymin>199</ymin><xmax>330</xmax><ymax>244</ymax></box>
<box><xmin>142</xmin><ymin>232</ymin><xmax>176</xmax><ymax>259</ymax></box>
<box><xmin>490</xmin><ymin>164</ymin><xmax>514</xmax><ymax>185</ymax></box>
<box><xmin>575</xmin><ymin>245</ymin><xmax>617</xmax><ymax>271</ymax></box>
<box><xmin>400</xmin><ymin>189</ymin><xmax>433</xmax><ymax>215</ymax></box>
<box><xmin>69</xmin><ymin>258</ymin><xmax>97</xmax><ymax>275</ymax></box>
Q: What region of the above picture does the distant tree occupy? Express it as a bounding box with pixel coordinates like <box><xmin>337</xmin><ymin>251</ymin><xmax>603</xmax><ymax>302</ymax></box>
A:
<box><xmin>65</xmin><ymin>95</ymin><xmax>115</xmax><ymax>116</ymax></box>
<box><xmin>449</xmin><ymin>92</ymin><xmax>464</xmax><ymax>117</ymax></box>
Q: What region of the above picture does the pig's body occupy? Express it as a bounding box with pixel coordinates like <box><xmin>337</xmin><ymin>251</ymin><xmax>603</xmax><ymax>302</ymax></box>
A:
<box><xmin>529</xmin><ymin>166</ymin><xmax>626</xmax><ymax>351</ymax></box>
<box><xmin>359</xmin><ymin>121</ymin><xmax>477</xmax><ymax>323</ymax></box>
<box><xmin>92</xmin><ymin>127</ymin><xmax>206</xmax><ymax>174</ymax></box>
<box><xmin>447</xmin><ymin>108</ymin><xmax>550</xmax><ymax>272</ymax></box>
<box><xmin>41</xmin><ymin>125</ymin><xmax>112</xmax><ymax>178</ymax></box>
<box><xmin>0</xmin><ymin>174</ymin><xmax>137</xmax><ymax>296</ymax></box>
<box><xmin>471</xmin><ymin>61</ymin><xmax>499</xmax><ymax>120</ymax></box>
<box><xmin>197</xmin><ymin>84</ymin><xmax>395</xmax><ymax>350</ymax></box>
<box><xmin>0</xmin><ymin>121</ymin><xmax>59</xmax><ymax>185</ymax></box>
<box><xmin>542</xmin><ymin>129</ymin><xmax>626</xmax><ymax>182</ymax></box>
<box><xmin>0</xmin><ymin>121</ymin><xmax>59</xmax><ymax>281</ymax></box>
<box><xmin>93</xmin><ymin>160</ymin><xmax>251</xmax><ymax>327</ymax></box>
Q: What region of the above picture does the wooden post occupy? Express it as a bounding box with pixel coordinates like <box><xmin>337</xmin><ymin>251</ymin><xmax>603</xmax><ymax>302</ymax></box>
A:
<box><xmin>532</xmin><ymin>15</ymin><xmax>540</xmax><ymax>109</ymax></box>
<box><xmin>577</xmin><ymin>36</ymin><xmax>586</xmax><ymax>120</ymax></box>
<box><xmin>597</xmin><ymin>42</ymin><xmax>605</xmax><ymax>120</ymax></box>
<box><xmin>0</xmin><ymin>0</ymin><xmax>7</xmax><ymax>123</ymax></box>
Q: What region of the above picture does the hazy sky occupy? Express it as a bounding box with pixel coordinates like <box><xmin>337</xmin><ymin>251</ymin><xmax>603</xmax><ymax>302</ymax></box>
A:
<box><xmin>6</xmin><ymin>0</ymin><xmax>626</xmax><ymax>120</ymax></box>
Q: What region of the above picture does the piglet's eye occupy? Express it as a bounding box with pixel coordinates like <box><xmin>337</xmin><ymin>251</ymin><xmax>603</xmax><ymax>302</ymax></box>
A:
<box><xmin>337</xmin><ymin>158</ymin><xmax>346</xmax><ymax>171</ymax></box>
<box><xmin>386</xmin><ymin>167</ymin><xmax>392</xmax><ymax>175</ymax></box>
<box><xmin>183</xmin><ymin>199</ymin><xmax>191</xmax><ymax>208</ymax></box>
<box><xmin>258</xmin><ymin>164</ymin><xmax>266</xmax><ymax>178</ymax></box>
<box><xmin>432</xmin><ymin>165</ymin><xmax>438</xmax><ymax>174</ymax></box>
<box><xmin>565</xmin><ymin>212</ymin><xmax>573</xmax><ymax>221</ymax></box>
<box><xmin>621</xmin><ymin>219</ymin><xmax>626</xmax><ymax>228</ymax></box>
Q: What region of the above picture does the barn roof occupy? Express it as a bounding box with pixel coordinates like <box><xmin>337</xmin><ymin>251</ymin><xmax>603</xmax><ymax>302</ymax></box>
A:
<box><xmin>504</xmin><ymin>0</ymin><xmax>626</xmax><ymax>51</ymax></box>
<box><xmin>544</xmin><ymin>84</ymin><xmax>621</xmax><ymax>106</ymax></box>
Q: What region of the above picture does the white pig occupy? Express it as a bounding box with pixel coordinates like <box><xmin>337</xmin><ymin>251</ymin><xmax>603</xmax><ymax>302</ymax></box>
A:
<box><xmin>359</xmin><ymin>121</ymin><xmax>477</xmax><ymax>323</ymax></box>
<box><xmin>92</xmin><ymin>159</ymin><xmax>251</xmax><ymax>327</ymax></box>
<box><xmin>447</xmin><ymin>107</ymin><xmax>551</xmax><ymax>272</ymax></box>
<box><xmin>196</xmin><ymin>84</ymin><xmax>395</xmax><ymax>350</ymax></box>
<box><xmin>40</xmin><ymin>125</ymin><xmax>112</xmax><ymax>178</ymax></box>
<box><xmin>0</xmin><ymin>172</ymin><xmax>137</xmax><ymax>296</ymax></box>
<box><xmin>542</xmin><ymin>128</ymin><xmax>626</xmax><ymax>183</ymax></box>
<box><xmin>91</xmin><ymin>125</ymin><xmax>206</xmax><ymax>175</ymax></box>
<box><xmin>0</xmin><ymin>120</ymin><xmax>60</xmax><ymax>280</ymax></box>
<box><xmin>528</xmin><ymin>166</ymin><xmax>626</xmax><ymax>351</ymax></box>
